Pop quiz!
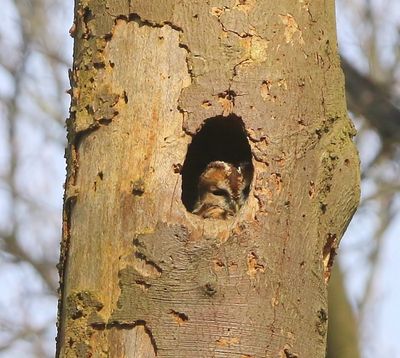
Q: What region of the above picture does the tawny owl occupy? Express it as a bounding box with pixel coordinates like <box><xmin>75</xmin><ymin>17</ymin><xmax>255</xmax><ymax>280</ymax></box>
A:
<box><xmin>192</xmin><ymin>161</ymin><xmax>253</xmax><ymax>219</ymax></box>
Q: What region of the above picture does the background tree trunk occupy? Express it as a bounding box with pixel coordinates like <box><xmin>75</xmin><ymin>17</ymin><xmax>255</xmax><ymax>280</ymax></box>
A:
<box><xmin>57</xmin><ymin>1</ymin><xmax>360</xmax><ymax>357</ymax></box>
<box><xmin>327</xmin><ymin>265</ymin><xmax>360</xmax><ymax>358</ymax></box>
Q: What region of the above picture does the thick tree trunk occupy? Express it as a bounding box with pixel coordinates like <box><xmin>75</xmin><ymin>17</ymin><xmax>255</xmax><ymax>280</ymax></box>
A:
<box><xmin>57</xmin><ymin>1</ymin><xmax>360</xmax><ymax>357</ymax></box>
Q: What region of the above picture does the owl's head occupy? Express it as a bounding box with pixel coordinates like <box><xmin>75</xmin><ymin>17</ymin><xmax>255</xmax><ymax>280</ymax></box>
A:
<box><xmin>192</xmin><ymin>161</ymin><xmax>252</xmax><ymax>219</ymax></box>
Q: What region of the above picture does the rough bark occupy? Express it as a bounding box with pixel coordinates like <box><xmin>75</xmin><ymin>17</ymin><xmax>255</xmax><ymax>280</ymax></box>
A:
<box><xmin>57</xmin><ymin>1</ymin><xmax>360</xmax><ymax>357</ymax></box>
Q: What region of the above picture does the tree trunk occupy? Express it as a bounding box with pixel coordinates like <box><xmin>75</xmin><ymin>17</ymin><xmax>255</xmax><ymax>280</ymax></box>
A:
<box><xmin>57</xmin><ymin>1</ymin><xmax>360</xmax><ymax>357</ymax></box>
<box><xmin>327</xmin><ymin>265</ymin><xmax>360</xmax><ymax>358</ymax></box>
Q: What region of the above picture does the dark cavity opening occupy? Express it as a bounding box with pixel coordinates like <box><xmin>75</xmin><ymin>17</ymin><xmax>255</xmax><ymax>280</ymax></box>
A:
<box><xmin>181</xmin><ymin>115</ymin><xmax>254</xmax><ymax>212</ymax></box>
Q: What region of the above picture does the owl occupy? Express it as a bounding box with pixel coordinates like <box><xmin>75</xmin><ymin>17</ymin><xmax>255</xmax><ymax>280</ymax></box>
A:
<box><xmin>192</xmin><ymin>161</ymin><xmax>253</xmax><ymax>219</ymax></box>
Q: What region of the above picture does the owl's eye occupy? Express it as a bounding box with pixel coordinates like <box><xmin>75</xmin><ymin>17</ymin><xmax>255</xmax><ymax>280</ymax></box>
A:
<box><xmin>212</xmin><ymin>189</ymin><xmax>229</xmax><ymax>196</ymax></box>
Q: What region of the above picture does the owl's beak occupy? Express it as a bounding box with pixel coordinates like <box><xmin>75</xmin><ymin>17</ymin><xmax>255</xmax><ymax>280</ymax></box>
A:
<box><xmin>231</xmin><ymin>201</ymin><xmax>240</xmax><ymax>213</ymax></box>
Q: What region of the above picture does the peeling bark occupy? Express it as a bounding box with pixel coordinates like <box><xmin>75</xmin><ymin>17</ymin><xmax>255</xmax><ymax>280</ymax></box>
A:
<box><xmin>57</xmin><ymin>1</ymin><xmax>360</xmax><ymax>357</ymax></box>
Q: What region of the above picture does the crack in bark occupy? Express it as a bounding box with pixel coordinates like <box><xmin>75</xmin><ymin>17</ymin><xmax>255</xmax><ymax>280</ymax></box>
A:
<box><xmin>212</xmin><ymin>5</ymin><xmax>253</xmax><ymax>38</ymax></box>
<box><xmin>128</xmin><ymin>12</ymin><xmax>183</xmax><ymax>32</ymax></box>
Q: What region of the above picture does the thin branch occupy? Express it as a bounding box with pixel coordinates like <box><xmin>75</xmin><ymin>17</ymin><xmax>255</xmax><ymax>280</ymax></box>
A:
<box><xmin>0</xmin><ymin>232</ymin><xmax>57</xmax><ymax>293</ymax></box>
<box><xmin>342</xmin><ymin>58</ymin><xmax>400</xmax><ymax>147</ymax></box>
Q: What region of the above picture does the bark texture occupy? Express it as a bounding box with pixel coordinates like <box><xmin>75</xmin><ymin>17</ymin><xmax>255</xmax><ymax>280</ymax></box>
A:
<box><xmin>57</xmin><ymin>1</ymin><xmax>360</xmax><ymax>357</ymax></box>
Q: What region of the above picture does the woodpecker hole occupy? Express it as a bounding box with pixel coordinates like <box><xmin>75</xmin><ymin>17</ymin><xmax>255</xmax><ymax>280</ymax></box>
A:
<box><xmin>181</xmin><ymin>115</ymin><xmax>254</xmax><ymax>212</ymax></box>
